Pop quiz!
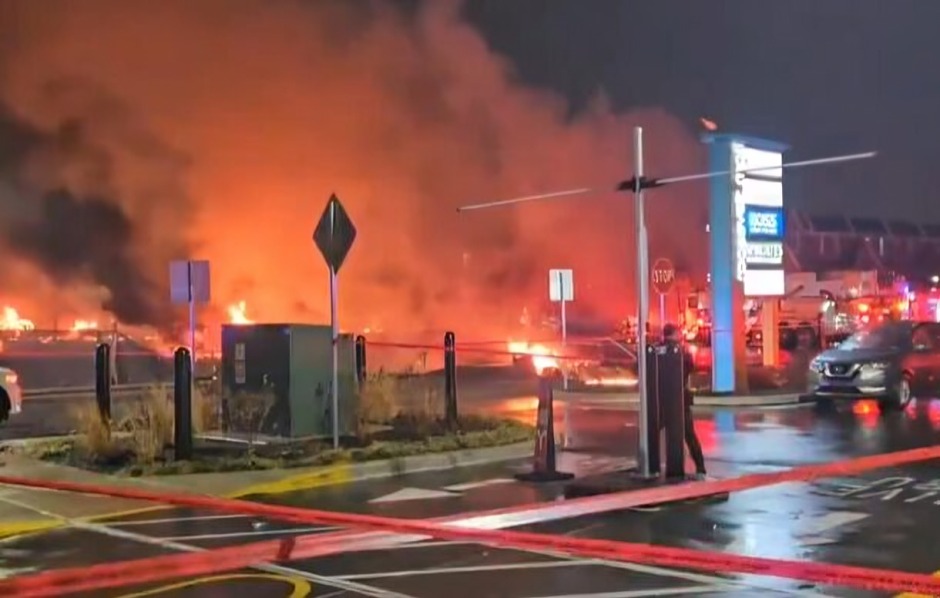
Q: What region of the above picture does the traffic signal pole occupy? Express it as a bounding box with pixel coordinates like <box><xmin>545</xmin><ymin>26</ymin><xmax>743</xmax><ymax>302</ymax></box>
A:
<box><xmin>633</xmin><ymin>127</ymin><xmax>653</xmax><ymax>479</ymax></box>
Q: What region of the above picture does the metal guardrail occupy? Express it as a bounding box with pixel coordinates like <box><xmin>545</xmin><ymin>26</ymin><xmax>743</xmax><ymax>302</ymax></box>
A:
<box><xmin>24</xmin><ymin>383</ymin><xmax>172</xmax><ymax>400</ymax></box>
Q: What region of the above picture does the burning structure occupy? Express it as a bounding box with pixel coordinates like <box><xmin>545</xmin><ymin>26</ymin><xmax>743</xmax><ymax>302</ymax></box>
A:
<box><xmin>0</xmin><ymin>0</ymin><xmax>710</xmax><ymax>356</ymax></box>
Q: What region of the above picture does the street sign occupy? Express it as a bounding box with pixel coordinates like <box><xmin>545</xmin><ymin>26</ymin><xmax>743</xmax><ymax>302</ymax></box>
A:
<box><xmin>169</xmin><ymin>260</ymin><xmax>211</xmax><ymax>304</ymax></box>
<box><xmin>548</xmin><ymin>269</ymin><xmax>573</xmax><ymax>302</ymax></box>
<box><xmin>313</xmin><ymin>194</ymin><xmax>357</xmax><ymax>274</ymax></box>
<box><xmin>651</xmin><ymin>258</ymin><xmax>675</xmax><ymax>295</ymax></box>
<box><xmin>312</xmin><ymin>194</ymin><xmax>357</xmax><ymax>450</ymax></box>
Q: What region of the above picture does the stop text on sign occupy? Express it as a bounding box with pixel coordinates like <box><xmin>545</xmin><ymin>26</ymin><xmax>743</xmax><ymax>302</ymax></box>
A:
<box><xmin>651</xmin><ymin>258</ymin><xmax>675</xmax><ymax>294</ymax></box>
<box><xmin>652</xmin><ymin>269</ymin><xmax>675</xmax><ymax>284</ymax></box>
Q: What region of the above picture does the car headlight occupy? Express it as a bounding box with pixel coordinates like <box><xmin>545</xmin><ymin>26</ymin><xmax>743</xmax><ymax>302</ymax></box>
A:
<box><xmin>809</xmin><ymin>358</ymin><xmax>824</xmax><ymax>373</ymax></box>
<box><xmin>861</xmin><ymin>361</ymin><xmax>890</xmax><ymax>372</ymax></box>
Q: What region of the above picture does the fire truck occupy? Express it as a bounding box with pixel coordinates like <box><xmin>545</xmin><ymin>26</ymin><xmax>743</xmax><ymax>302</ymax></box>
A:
<box><xmin>682</xmin><ymin>270</ymin><xmax>907</xmax><ymax>353</ymax></box>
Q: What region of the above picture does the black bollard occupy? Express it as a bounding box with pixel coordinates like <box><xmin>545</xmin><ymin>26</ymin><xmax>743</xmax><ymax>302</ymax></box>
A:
<box><xmin>355</xmin><ymin>335</ymin><xmax>367</xmax><ymax>384</ymax></box>
<box><xmin>515</xmin><ymin>377</ymin><xmax>574</xmax><ymax>482</ymax></box>
<box><xmin>94</xmin><ymin>343</ymin><xmax>112</xmax><ymax>427</ymax></box>
<box><xmin>658</xmin><ymin>343</ymin><xmax>686</xmax><ymax>480</ymax></box>
<box><xmin>173</xmin><ymin>347</ymin><xmax>193</xmax><ymax>461</ymax></box>
<box><xmin>644</xmin><ymin>345</ymin><xmax>662</xmax><ymax>478</ymax></box>
<box><xmin>443</xmin><ymin>331</ymin><xmax>458</xmax><ymax>428</ymax></box>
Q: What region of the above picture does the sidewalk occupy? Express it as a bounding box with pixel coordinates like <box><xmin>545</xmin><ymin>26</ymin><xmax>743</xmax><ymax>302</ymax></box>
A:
<box><xmin>556</xmin><ymin>390</ymin><xmax>802</xmax><ymax>409</ymax></box>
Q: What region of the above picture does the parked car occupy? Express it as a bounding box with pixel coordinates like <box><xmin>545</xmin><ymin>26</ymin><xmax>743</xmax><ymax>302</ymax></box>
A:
<box><xmin>807</xmin><ymin>320</ymin><xmax>940</xmax><ymax>411</ymax></box>
<box><xmin>0</xmin><ymin>366</ymin><xmax>22</xmax><ymax>422</ymax></box>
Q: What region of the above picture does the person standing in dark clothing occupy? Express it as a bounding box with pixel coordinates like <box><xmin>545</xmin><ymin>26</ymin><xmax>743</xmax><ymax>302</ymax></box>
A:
<box><xmin>662</xmin><ymin>323</ymin><xmax>707</xmax><ymax>477</ymax></box>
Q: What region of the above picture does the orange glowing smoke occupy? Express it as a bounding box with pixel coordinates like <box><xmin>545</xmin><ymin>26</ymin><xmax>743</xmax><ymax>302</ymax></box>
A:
<box><xmin>0</xmin><ymin>1</ymin><xmax>709</xmax><ymax>340</ymax></box>
<box><xmin>0</xmin><ymin>307</ymin><xmax>34</xmax><ymax>331</ymax></box>
<box><xmin>227</xmin><ymin>301</ymin><xmax>252</xmax><ymax>325</ymax></box>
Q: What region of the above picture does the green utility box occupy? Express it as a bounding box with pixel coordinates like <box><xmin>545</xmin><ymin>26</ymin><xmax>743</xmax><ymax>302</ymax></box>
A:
<box><xmin>220</xmin><ymin>324</ymin><xmax>358</xmax><ymax>439</ymax></box>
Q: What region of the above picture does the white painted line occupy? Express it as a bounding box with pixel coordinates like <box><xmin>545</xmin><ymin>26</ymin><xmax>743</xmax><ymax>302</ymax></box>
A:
<box><xmin>337</xmin><ymin>560</ymin><xmax>592</xmax><ymax>580</ymax></box>
<box><xmin>443</xmin><ymin>479</ymin><xmax>516</xmax><ymax>492</ymax></box>
<box><xmin>524</xmin><ymin>587</ymin><xmax>723</xmax><ymax>598</ymax></box>
<box><xmin>160</xmin><ymin>527</ymin><xmax>337</xmax><ymax>541</ymax></box>
<box><xmin>109</xmin><ymin>514</ymin><xmax>251</xmax><ymax>526</ymax></box>
<box><xmin>369</xmin><ymin>488</ymin><xmax>460</xmax><ymax>504</ymax></box>
<box><xmin>0</xmin><ymin>495</ymin><xmax>412</xmax><ymax>598</ymax></box>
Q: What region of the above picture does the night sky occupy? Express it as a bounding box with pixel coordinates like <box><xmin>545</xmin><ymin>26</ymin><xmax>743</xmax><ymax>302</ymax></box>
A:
<box><xmin>464</xmin><ymin>0</ymin><xmax>940</xmax><ymax>223</ymax></box>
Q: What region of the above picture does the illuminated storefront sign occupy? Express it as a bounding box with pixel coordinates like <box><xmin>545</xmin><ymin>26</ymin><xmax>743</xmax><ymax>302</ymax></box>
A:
<box><xmin>732</xmin><ymin>143</ymin><xmax>785</xmax><ymax>296</ymax></box>
<box><xmin>745</xmin><ymin>242</ymin><xmax>784</xmax><ymax>265</ymax></box>
<box><xmin>744</xmin><ymin>206</ymin><xmax>785</xmax><ymax>240</ymax></box>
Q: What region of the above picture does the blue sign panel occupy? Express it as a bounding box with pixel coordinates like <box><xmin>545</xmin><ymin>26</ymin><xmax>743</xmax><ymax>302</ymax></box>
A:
<box><xmin>744</xmin><ymin>206</ymin><xmax>785</xmax><ymax>241</ymax></box>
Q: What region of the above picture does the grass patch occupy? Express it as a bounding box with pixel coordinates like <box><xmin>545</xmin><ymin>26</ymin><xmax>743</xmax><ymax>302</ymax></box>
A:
<box><xmin>15</xmin><ymin>373</ymin><xmax>535</xmax><ymax>477</ymax></box>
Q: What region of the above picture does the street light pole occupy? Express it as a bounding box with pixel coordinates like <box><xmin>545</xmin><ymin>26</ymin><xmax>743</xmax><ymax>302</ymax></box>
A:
<box><xmin>633</xmin><ymin>126</ymin><xmax>652</xmax><ymax>479</ymax></box>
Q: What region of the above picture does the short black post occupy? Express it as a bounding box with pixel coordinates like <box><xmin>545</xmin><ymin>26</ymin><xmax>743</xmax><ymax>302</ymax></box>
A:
<box><xmin>173</xmin><ymin>347</ymin><xmax>193</xmax><ymax>461</ymax></box>
<box><xmin>355</xmin><ymin>335</ymin><xmax>367</xmax><ymax>384</ymax></box>
<box><xmin>94</xmin><ymin>343</ymin><xmax>112</xmax><ymax>428</ymax></box>
<box><xmin>515</xmin><ymin>377</ymin><xmax>574</xmax><ymax>482</ymax></box>
<box><xmin>444</xmin><ymin>331</ymin><xmax>458</xmax><ymax>428</ymax></box>
<box><xmin>659</xmin><ymin>343</ymin><xmax>686</xmax><ymax>480</ymax></box>
<box><xmin>644</xmin><ymin>345</ymin><xmax>662</xmax><ymax>478</ymax></box>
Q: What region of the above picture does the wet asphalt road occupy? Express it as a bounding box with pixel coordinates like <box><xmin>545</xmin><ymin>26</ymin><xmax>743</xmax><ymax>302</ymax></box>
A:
<box><xmin>4</xmin><ymin>400</ymin><xmax>940</xmax><ymax>597</ymax></box>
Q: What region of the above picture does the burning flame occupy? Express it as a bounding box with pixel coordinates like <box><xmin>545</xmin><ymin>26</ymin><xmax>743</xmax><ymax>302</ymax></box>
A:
<box><xmin>507</xmin><ymin>340</ymin><xmax>559</xmax><ymax>375</ymax></box>
<box><xmin>72</xmin><ymin>319</ymin><xmax>99</xmax><ymax>331</ymax></box>
<box><xmin>0</xmin><ymin>307</ymin><xmax>34</xmax><ymax>331</ymax></box>
<box><xmin>228</xmin><ymin>301</ymin><xmax>253</xmax><ymax>325</ymax></box>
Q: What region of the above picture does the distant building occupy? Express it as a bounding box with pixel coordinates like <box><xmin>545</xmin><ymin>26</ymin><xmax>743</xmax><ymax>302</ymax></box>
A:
<box><xmin>785</xmin><ymin>210</ymin><xmax>940</xmax><ymax>284</ymax></box>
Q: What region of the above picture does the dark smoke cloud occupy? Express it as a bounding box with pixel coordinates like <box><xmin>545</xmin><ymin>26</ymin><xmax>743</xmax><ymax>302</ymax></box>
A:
<box><xmin>0</xmin><ymin>0</ymin><xmax>707</xmax><ymax>339</ymax></box>
<box><xmin>0</xmin><ymin>84</ymin><xmax>191</xmax><ymax>327</ymax></box>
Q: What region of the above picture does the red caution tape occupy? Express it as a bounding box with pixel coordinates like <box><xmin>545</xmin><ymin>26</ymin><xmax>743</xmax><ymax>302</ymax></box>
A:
<box><xmin>1</xmin><ymin>444</ymin><xmax>937</xmax><ymax>530</ymax></box>
<box><xmin>5</xmin><ymin>511</ymin><xmax>940</xmax><ymax>597</ymax></box>
<box><xmin>1</xmin><ymin>445</ymin><xmax>939</xmax><ymax>595</ymax></box>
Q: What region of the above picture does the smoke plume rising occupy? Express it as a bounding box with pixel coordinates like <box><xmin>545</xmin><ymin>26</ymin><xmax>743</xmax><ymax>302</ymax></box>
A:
<box><xmin>0</xmin><ymin>0</ymin><xmax>708</xmax><ymax>340</ymax></box>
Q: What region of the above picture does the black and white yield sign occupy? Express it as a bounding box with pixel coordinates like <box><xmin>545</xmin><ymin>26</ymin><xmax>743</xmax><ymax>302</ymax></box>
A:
<box><xmin>313</xmin><ymin>193</ymin><xmax>357</xmax><ymax>274</ymax></box>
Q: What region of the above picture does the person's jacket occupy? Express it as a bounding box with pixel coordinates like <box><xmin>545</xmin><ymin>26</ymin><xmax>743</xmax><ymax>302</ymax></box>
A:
<box><xmin>665</xmin><ymin>339</ymin><xmax>695</xmax><ymax>407</ymax></box>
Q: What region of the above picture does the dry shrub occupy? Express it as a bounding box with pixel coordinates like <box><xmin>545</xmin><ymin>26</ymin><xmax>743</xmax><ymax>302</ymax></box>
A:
<box><xmin>357</xmin><ymin>371</ymin><xmax>401</xmax><ymax>426</ymax></box>
<box><xmin>121</xmin><ymin>386</ymin><xmax>174</xmax><ymax>464</ymax></box>
<box><xmin>193</xmin><ymin>384</ymin><xmax>221</xmax><ymax>434</ymax></box>
<box><xmin>69</xmin><ymin>401</ymin><xmax>120</xmax><ymax>460</ymax></box>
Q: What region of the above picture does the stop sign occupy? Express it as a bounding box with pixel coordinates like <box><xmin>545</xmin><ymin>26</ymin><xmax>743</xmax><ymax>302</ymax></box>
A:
<box><xmin>651</xmin><ymin>258</ymin><xmax>676</xmax><ymax>294</ymax></box>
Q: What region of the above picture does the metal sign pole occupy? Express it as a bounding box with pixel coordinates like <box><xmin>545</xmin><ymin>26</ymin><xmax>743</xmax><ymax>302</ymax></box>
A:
<box><xmin>329</xmin><ymin>265</ymin><xmax>340</xmax><ymax>449</ymax></box>
<box><xmin>186</xmin><ymin>262</ymin><xmax>196</xmax><ymax>369</ymax></box>
<box><xmin>659</xmin><ymin>292</ymin><xmax>666</xmax><ymax>337</ymax></box>
<box><xmin>560</xmin><ymin>271</ymin><xmax>568</xmax><ymax>391</ymax></box>
<box><xmin>634</xmin><ymin>126</ymin><xmax>652</xmax><ymax>478</ymax></box>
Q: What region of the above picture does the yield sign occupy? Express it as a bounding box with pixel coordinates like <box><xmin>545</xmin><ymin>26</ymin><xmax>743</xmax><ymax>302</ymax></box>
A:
<box><xmin>313</xmin><ymin>193</ymin><xmax>357</xmax><ymax>273</ymax></box>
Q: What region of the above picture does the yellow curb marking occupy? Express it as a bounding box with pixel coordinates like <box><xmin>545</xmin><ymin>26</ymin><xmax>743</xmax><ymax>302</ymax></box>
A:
<box><xmin>116</xmin><ymin>573</ymin><xmax>311</xmax><ymax>598</ymax></box>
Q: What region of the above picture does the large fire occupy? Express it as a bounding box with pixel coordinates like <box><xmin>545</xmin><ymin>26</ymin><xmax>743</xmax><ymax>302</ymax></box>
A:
<box><xmin>0</xmin><ymin>307</ymin><xmax>34</xmax><ymax>331</ymax></box>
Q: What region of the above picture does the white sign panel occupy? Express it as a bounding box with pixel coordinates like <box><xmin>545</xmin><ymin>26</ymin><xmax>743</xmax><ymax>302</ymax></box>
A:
<box><xmin>169</xmin><ymin>260</ymin><xmax>211</xmax><ymax>304</ymax></box>
<box><xmin>731</xmin><ymin>143</ymin><xmax>785</xmax><ymax>297</ymax></box>
<box><xmin>745</xmin><ymin>242</ymin><xmax>784</xmax><ymax>265</ymax></box>
<box><xmin>549</xmin><ymin>269</ymin><xmax>573</xmax><ymax>302</ymax></box>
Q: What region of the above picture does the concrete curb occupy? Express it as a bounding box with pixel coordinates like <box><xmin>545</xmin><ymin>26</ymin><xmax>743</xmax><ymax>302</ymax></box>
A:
<box><xmin>0</xmin><ymin>440</ymin><xmax>534</xmax><ymax>499</ymax></box>
<box><xmin>220</xmin><ymin>442</ymin><xmax>533</xmax><ymax>498</ymax></box>
<box><xmin>556</xmin><ymin>390</ymin><xmax>802</xmax><ymax>409</ymax></box>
